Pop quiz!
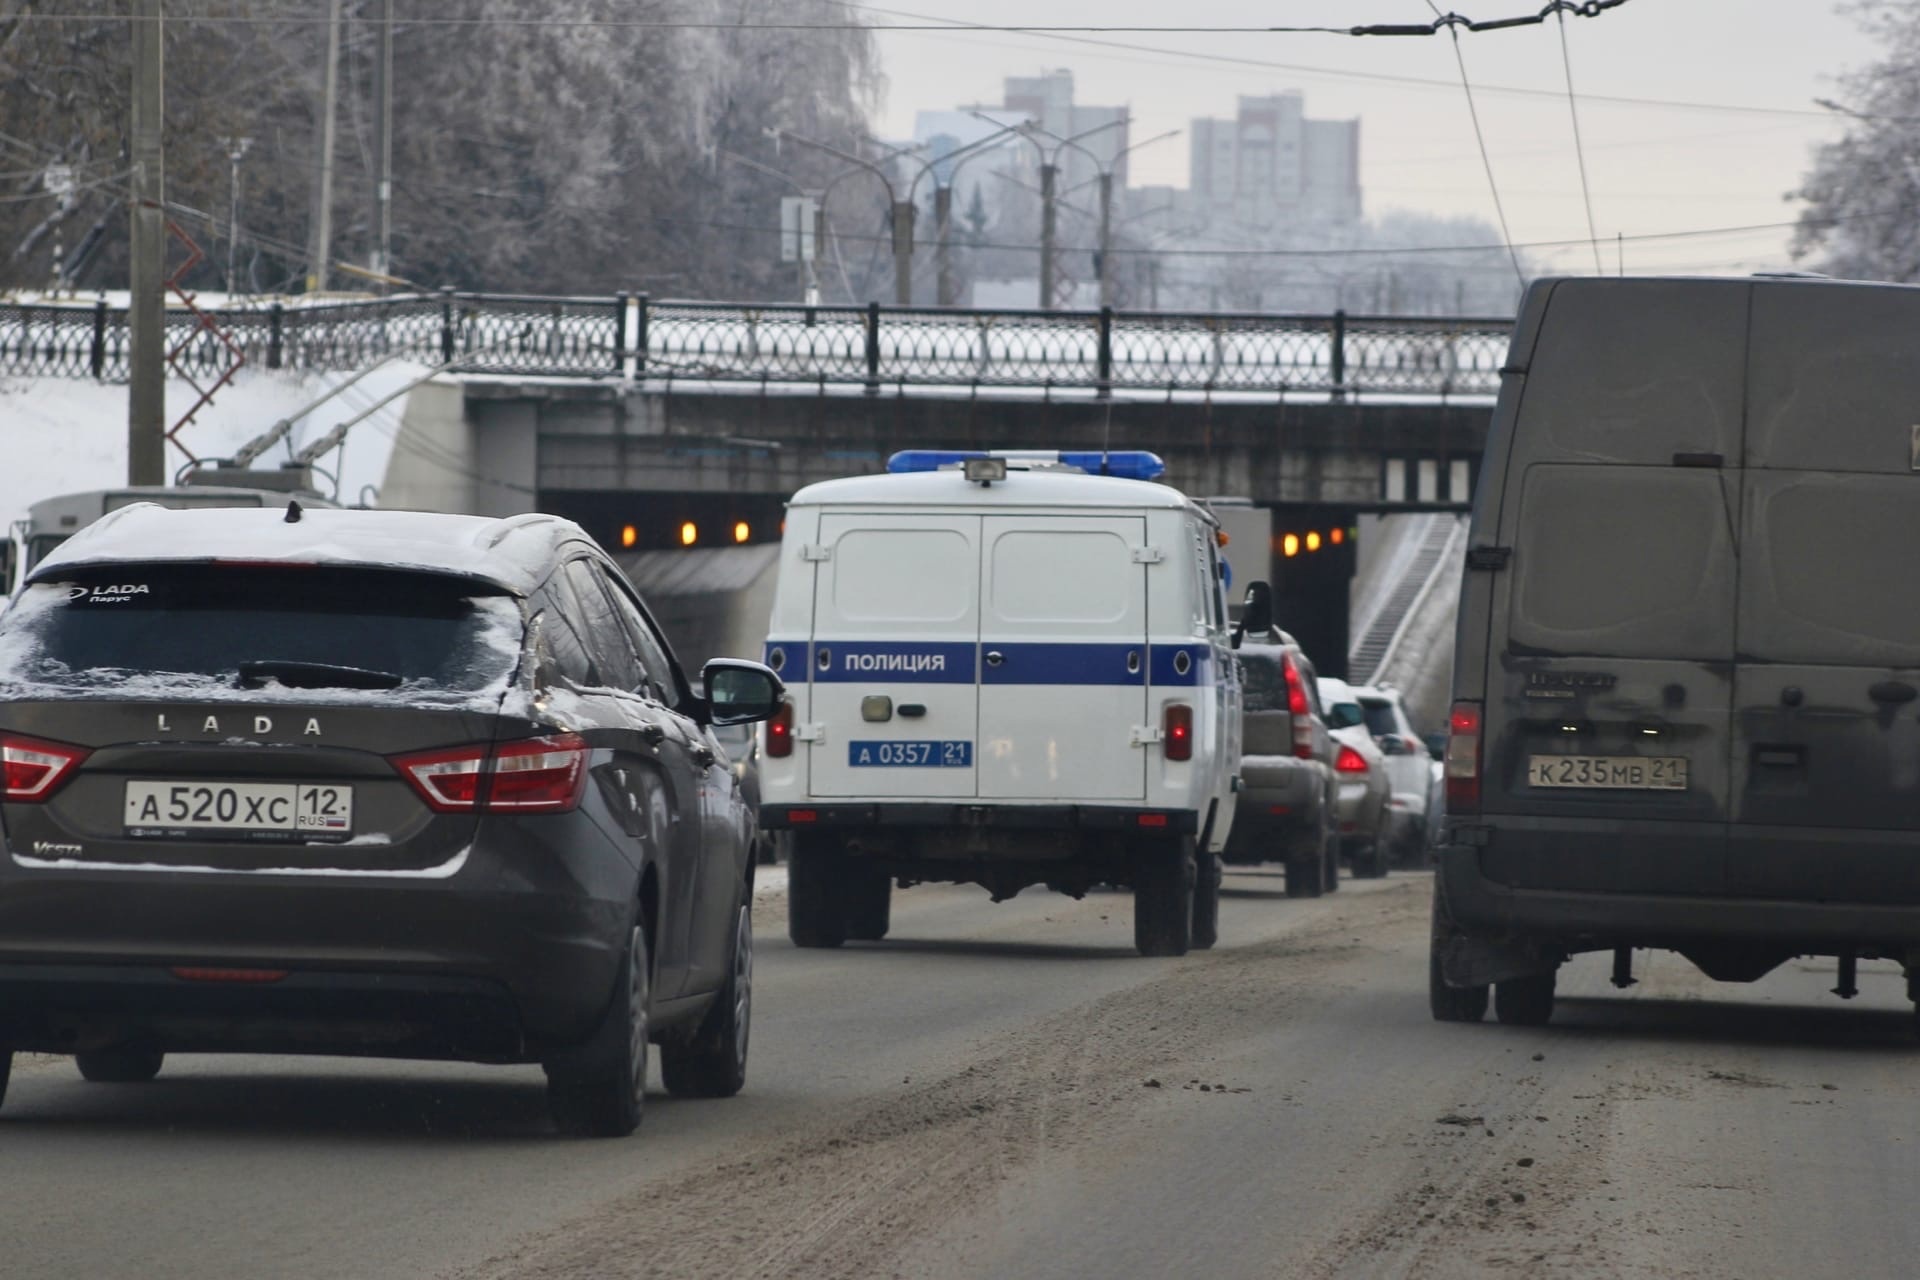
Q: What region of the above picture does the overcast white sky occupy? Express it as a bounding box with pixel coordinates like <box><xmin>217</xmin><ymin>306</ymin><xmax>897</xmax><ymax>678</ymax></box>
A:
<box><xmin>866</xmin><ymin>1</ymin><xmax>1880</xmax><ymax>275</ymax></box>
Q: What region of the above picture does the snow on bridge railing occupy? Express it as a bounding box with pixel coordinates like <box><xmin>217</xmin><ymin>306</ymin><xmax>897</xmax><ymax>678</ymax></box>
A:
<box><xmin>0</xmin><ymin>291</ymin><xmax>1514</xmax><ymax>399</ymax></box>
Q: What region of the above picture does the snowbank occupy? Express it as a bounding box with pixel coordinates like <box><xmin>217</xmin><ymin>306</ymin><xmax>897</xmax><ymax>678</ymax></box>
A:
<box><xmin>0</xmin><ymin>363</ymin><xmax>429</xmax><ymax>527</ymax></box>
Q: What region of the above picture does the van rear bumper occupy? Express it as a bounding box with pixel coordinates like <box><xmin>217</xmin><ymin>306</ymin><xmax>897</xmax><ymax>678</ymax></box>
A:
<box><xmin>1437</xmin><ymin>840</ymin><xmax>1920</xmax><ymax>950</ymax></box>
<box><xmin>762</xmin><ymin>803</ymin><xmax>1199</xmax><ymax>834</ymax></box>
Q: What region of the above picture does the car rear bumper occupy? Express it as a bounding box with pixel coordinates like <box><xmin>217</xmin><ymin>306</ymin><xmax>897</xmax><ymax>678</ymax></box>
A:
<box><xmin>0</xmin><ymin>813</ymin><xmax>632</xmax><ymax>1058</ymax></box>
<box><xmin>1438</xmin><ymin>828</ymin><xmax>1920</xmax><ymax>951</ymax></box>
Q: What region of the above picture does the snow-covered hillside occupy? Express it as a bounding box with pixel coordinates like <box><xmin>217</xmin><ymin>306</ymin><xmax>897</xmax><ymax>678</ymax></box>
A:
<box><xmin>0</xmin><ymin>364</ymin><xmax>428</xmax><ymax>526</ymax></box>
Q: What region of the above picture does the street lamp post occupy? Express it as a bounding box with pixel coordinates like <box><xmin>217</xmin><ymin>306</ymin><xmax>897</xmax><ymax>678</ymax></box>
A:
<box><xmin>974</xmin><ymin>113</ymin><xmax>1131</xmax><ymax>311</ymax></box>
<box><xmin>773</xmin><ymin>131</ymin><xmax>926</xmax><ymax>304</ymax></box>
<box><xmin>221</xmin><ymin>135</ymin><xmax>252</xmax><ymax>295</ymax></box>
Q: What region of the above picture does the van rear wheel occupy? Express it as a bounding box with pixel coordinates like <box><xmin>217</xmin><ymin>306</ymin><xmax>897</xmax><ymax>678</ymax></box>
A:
<box><xmin>75</xmin><ymin>1046</ymin><xmax>164</xmax><ymax>1083</ymax></box>
<box><xmin>1134</xmin><ymin>836</ymin><xmax>1196</xmax><ymax>957</ymax></box>
<box><xmin>1494</xmin><ymin>971</ymin><xmax>1557</xmax><ymax>1026</ymax></box>
<box><xmin>788</xmin><ymin>831</ymin><xmax>848</xmax><ymax>949</ymax></box>
<box><xmin>844</xmin><ymin>863</ymin><xmax>892</xmax><ymax>941</ymax></box>
<box><xmin>1429</xmin><ymin>896</ymin><xmax>1489</xmax><ymax>1023</ymax></box>
<box><xmin>1191</xmin><ymin>849</ymin><xmax>1222</xmax><ymax>950</ymax></box>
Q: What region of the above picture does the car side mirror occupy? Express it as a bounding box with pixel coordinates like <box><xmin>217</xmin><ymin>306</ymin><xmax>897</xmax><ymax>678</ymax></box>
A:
<box><xmin>1378</xmin><ymin>735</ymin><xmax>1406</xmax><ymax>756</ymax></box>
<box><xmin>1233</xmin><ymin>580</ymin><xmax>1274</xmax><ymax>649</ymax></box>
<box><xmin>702</xmin><ymin>658</ymin><xmax>784</xmax><ymax>726</ymax></box>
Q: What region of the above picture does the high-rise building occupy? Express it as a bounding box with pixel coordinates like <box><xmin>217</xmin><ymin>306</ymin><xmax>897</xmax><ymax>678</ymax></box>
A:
<box><xmin>1188</xmin><ymin>93</ymin><xmax>1361</xmax><ymax>229</ymax></box>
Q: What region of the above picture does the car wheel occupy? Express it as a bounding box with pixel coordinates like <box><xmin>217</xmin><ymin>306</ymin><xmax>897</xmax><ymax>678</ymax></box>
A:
<box><xmin>0</xmin><ymin>1048</ymin><xmax>12</xmax><ymax>1111</ymax></box>
<box><xmin>1133</xmin><ymin>835</ymin><xmax>1195</xmax><ymax>957</ymax></box>
<box><xmin>1429</xmin><ymin>893</ymin><xmax>1489</xmax><ymax>1023</ymax></box>
<box><xmin>1494</xmin><ymin>971</ymin><xmax>1558</xmax><ymax>1026</ymax></box>
<box><xmin>1191</xmin><ymin>848</ymin><xmax>1222</xmax><ymax>950</ymax></box>
<box><xmin>843</xmin><ymin>862</ymin><xmax>892</xmax><ymax>942</ymax></box>
<box><xmin>1351</xmin><ymin>838</ymin><xmax>1390</xmax><ymax>879</ymax></box>
<box><xmin>1285</xmin><ymin>838</ymin><xmax>1325</xmax><ymax>898</ymax></box>
<box><xmin>546</xmin><ymin>919</ymin><xmax>649</xmax><ymax>1138</ymax></box>
<box><xmin>75</xmin><ymin>1046</ymin><xmax>164</xmax><ymax>1083</ymax></box>
<box><xmin>1324</xmin><ymin>833</ymin><xmax>1342</xmax><ymax>893</ymax></box>
<box><xmin>788</xmin><ymin>830</ymin><xmax>847</xmax><ymax>949</ymax></box>
<box><xmin>661</xmin><ymin>898</ymin><xmax>753</xmax><ymax>1099</ymax></box>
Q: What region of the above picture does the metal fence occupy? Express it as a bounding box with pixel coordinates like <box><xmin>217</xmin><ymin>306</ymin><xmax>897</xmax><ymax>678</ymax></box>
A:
<box><xmin>1</xmin><ymin>291</ymin><xmax>1514</xmax><ymax>397</ymax></box>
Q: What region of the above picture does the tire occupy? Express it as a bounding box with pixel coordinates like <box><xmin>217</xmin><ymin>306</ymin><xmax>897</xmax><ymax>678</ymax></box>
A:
<box><xmin>661</xmin><ymin>899</ymin><xmax>753</xmax><ymax>1099</ymax></box>
<box><xmin>1351</xmin><ymin>838</ymin><xmax>1390</xmax><ymax>879</ymax></box>
<box><xmin>0</xmin><ymin>1048</ymin><xmax>12</xmax><ymax>1112</ymax></box>
<box><xmin>1191</xmin><ymin>849</ymin><xmax>1222</xmax><ymax>951</ymax></box>
<box><xmin>1323</xmin><ymin>834</ymin><xmax>1342</xmax><ymax>893</ymax></box>
<box><xmin>75</xmin><ymin>1046</ymin><xmax>164</xmax><ymax>1083</ymax></box>
<box><xmin>788</xmin><ymin>831</ymin><xmax>847</xmax><ymax>949</ymax></box>
<box><xmin>1494</xmin><ymin>971</ymin><xmax>1558</xmax><ymax>1026</ymax></box>
<box><xmin>1429</xmin><ymin>894</ymin><xmax>1489</xmax><ymax>1023</ymax></box>
<box><xmin>843</xmin><ymin>863</ymin><xmax>892</xmax><ymax>942</ymax></box>
<box><xmin>1134</xmin><ymin>835</ymin><xmax>1196</xmax><ymax>957</ymax></box>
<box><xmin>546</xmin><ymin>919</ymin><xmax>650</xmax><ymax>1138</ymax></box>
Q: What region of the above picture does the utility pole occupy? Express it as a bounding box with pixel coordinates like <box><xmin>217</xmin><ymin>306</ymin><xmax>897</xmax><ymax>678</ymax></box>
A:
<box><xmin>222</xmin><ymin>135</ymin><xmax>251</xmax><ymax>294</ymax></box>
<box><xmin>1096</xmin><ymin>171</ymin><xmax>1113</xmax><ymax>309</ymax></box>
<box><xmin>890</xmin><ymin>200</ymin><xmax>915</xmax><ymax>305</ymax></box>
<box><xmin>127</xmin><ymin>0</ymin><xmax>166</xmax><ymax>487</ymax></box>
<box><xmin>1038</xmin><ymin>163</ymin><xmax>1057</xmax><ymax>310</ymax></box>
<box><xmin>305</xmin><ymin>0</ymin><xmax>343</xmax><ymax>293</ymax></box>
<box><xmin>370</xmin><ymin>0</ymin><xmax>394</xmax><ymax>282</ymax></box>
<box><xmin>933</xmin><ymin>184</ymin><xmax>954</xmax><ymax>306</ymax></box>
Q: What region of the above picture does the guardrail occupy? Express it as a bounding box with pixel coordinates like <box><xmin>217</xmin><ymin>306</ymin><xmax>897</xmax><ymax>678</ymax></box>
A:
<box><xmin>0</xmin><ymin>291</ymin><xmax>1514</xmax><ymax>398</ymax></box>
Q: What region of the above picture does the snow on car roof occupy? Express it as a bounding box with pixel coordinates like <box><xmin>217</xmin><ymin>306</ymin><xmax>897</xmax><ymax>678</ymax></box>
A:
<box><xmin>790</xmin><ymin>468</ymin><xmax>1204</xmax><ymax>512</ymax></box>
<box><xmin>28</xmin><ymin>504</ymin><xmax>587</xmax><ymax>595</ymax></box>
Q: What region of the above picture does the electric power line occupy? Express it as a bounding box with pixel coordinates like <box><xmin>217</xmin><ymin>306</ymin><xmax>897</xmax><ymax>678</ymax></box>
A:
<box><xmin>1428</xmin><ymin>1</ymin><xmax>1525</xmax><ymax>286</ymax></box>
<box><xmin>1555</xmin><ymin>4</ymin><xmax>1605</xmax><ymax>273</ymax></box>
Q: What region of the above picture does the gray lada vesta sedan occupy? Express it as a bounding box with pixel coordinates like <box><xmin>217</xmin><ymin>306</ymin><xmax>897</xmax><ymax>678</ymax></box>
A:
<box><xmin>0</xmin><ymin>503</ymin><xmax>782</xmax><ymax>1137</ymax></box>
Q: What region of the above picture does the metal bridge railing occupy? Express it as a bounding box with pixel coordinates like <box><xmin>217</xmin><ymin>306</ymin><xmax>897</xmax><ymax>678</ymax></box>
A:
<box><xmin>1</xmin><ymin>292</ymin><xmax>1514</xmax><ymax>397</ymax></box>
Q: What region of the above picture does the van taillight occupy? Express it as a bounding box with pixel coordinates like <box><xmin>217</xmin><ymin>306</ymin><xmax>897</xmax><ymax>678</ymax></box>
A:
<box><xmin>391</xmin><ymin>734</ymin><xmax>588</xmax><ymax>814</ymax></box>
<box><xmin>766</xmin><ymin>700</ymin><xmax>795</xmax><ymax>759</ymax></box>
<box><xmin>1163</xmin><ymin>703</ymin><xmax>1194</xmax><ymax>762</ymax></box>
<box><xmin>1282</xmin><ymin>655</ymin><xmax>1314</xmax><ymax>760</ymax></box>
<box><xmin>1</xmin><ymin>733</ymin><xmax>89</xmax><ymax>803</ymax></box>
<box><xmin>1445</xmin><ymin>701</ymin><xmax>1483</xmax><ymax>814</ymax></box>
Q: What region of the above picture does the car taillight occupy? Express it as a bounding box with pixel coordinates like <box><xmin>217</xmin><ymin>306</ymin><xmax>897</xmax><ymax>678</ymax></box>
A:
<box><xmin>1335</xmin><ymin>744</ymin><xmax>1369</xmax><ymax>774</ymax></box>
<box><xmin>2</xmin><ymin>733</ymin><xmax>90</xmax><ymax>803</ymax></box>
<box><xmin>487</xmin><ymin>734</ymin><xmax>589</xmax><ymax>812</ymax></box>
<box><xmin>391</xmin><ymin>734</ymin><xmax>588</xmax><ymax>814</ymax></box>
<box><xmin>1445</xmin><ymin>700</ymin><xmax>1483</xmax><ymax>814</ymax></box>
<box><xmin>1163</xmin><ymin>703</ymin><xmax>1193</xmax><ymax>762</ymax></box>
<box><xmin>1282</xmin><ymin>654</ymin><xmax>1314</xmax><ymax>760</ymax></box>
<box><xmin>766</xmin><ymin>700</ymin><xmax>794</xmax><ymax>759</ymax></box>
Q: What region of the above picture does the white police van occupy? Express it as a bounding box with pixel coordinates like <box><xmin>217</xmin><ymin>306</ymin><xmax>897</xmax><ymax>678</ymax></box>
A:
<box><xmin>758</xmin><ymin>450</ymin><xmax>1249</xmax><ymax>957</ymax></box>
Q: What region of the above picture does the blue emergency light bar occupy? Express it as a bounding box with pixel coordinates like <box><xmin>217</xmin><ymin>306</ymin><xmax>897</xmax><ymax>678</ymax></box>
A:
<box><xmin>885</xmin><ymin>449</ymin><xmax>1167</xmax><ymax>482</ymax></box>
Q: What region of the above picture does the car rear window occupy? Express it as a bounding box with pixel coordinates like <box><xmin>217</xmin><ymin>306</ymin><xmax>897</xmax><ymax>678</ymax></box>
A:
<box><xmin>0</xmin><ymin>565</ymin><xmax>524</xmax><ymax>707</ymax></box>
<box><xmin>1239</xmin><ymin>652</ymin><xmax>1285</xmax><ymax>712</ymax></box>
<box><xmin>1325</xmin><ymin>701</ymin><xmax>1366</xmax><ymax>731</ymax></box>
<box><xmin>1358</xmin><ymin>700</ymin><xmax>1398</xmax><ymax>737</ymax></box>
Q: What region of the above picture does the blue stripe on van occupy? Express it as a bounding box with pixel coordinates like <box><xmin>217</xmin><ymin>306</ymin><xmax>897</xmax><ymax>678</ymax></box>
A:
<box><xmin>812</xmin><ymin>641</ymin><xmax>978</xmax><ymax>683</ymax></box>
<box><xmin>764</xmin><ymin>640</ymin><xmax>1214</xmax><ymax>687</ymax></box>
<box><xmin>980</xmin><ymin>643</ymin><xmax>1145</xmax><ymax>686</ymax></box>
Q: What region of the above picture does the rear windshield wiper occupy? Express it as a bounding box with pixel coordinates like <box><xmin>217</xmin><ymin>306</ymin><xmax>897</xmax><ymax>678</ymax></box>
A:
<box><xmin>237</xmin><ymin>660</ymin><xmax>405</xmax><ymax>690</ymax></box>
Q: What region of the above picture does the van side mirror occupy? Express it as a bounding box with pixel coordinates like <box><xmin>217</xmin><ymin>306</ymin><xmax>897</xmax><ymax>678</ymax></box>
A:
<box><xmin>1233</xmin><ymin>580</ymin><xmax>1274</xmax><ymax>649</ymax></box>
<box><xmin>702</xmin><ymin>658</ymin><xmax>784</xmax><ymax>725</ymax></box>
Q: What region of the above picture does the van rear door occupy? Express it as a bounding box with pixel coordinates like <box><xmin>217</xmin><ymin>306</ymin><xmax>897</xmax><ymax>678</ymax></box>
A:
<box><xmin>1729</xmin><ymin>284</ymin><xmax>1920</xmax><ymax>900</ymax></box>
<box><xmin>1478</xmin><ymin>280</ymin><xmax>1744</xmax><ymax>894</ymax></box>
<box><xmin>978</xmin><ymin>515</ymin><xmax>1148</xmax><ymax>801</ymax></box>
<box><xmin>807</xmin><ymin>513</ymin><xmax>980</xmax><ymax>799</ymax></box>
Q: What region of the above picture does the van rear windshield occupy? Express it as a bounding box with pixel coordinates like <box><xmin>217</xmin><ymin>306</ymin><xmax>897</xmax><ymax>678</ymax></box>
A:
<box><xmin>0</xmin><ymin>565</ymin><xmax>523</xmax><ymax>707</ymax></box>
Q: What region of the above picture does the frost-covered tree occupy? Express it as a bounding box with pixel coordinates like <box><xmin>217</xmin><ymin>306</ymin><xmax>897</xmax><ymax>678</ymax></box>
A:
<box><xmin>1793</xmin><ymin>1</ymin><xmax>1920</xmax><ymax>281</ymax></box>
<box><xmin>0</xmin><ymin>0</ymin><xmax>877</xmax><ymax>296</ymax></box>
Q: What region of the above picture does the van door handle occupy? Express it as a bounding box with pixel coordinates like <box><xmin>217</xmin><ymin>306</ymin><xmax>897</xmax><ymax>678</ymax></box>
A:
<box><xmin>985</xmin><ymin>650</ymin><xmax>1005</xmax><ymax>667</ymax></box>
<box><xmin>1870</xmin><ymin>681</ymin><xmax>1917</xmax><ymax>705</ymax></box>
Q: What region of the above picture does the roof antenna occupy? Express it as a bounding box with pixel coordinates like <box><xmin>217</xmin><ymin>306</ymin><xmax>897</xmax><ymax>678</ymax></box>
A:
<box><xmin>285</xmin><ymin>499</ymin><xmax>304</xmax><ymax>524</ymax></box>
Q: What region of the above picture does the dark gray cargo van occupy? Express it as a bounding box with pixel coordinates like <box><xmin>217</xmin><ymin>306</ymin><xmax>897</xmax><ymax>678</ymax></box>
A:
<box><xmin>1432</xmin><ymin>275</ymin><xmax>1920</xmax><ymax>1026</ymax></box>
